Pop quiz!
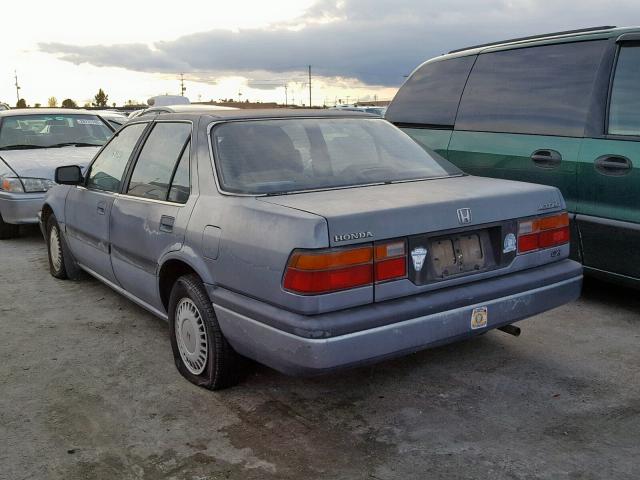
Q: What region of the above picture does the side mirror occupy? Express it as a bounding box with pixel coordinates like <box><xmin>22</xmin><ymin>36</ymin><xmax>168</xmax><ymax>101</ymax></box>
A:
<box><xmin>55</xmin><ymin>165</ymin><xmax>83</xmax><ymax>185</ymax></box>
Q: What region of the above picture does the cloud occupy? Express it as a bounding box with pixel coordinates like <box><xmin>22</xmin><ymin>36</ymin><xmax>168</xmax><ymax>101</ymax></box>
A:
<box><xmin>39</xmin><ymin>0</ymin><xmax>640</xmax><ymax>87</ymax></box>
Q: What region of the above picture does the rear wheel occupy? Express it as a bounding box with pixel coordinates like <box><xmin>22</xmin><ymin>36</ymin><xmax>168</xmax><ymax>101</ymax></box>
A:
<box><xmin>46</xmin><ymin>215</ymin><xmax>67</xmax><ymax>279</ymax></box>
<box><xmin>0</xmin><ymin>213</ymin><xmax>19</xmax><ymax>239</ymax></box>
<box><xmin>169</xmin><ymin>274</ymin><xmax>240</xmax><ymax>390</ymax></box>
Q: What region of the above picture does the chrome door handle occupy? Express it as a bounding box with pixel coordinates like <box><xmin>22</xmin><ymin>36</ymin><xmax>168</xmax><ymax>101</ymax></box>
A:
<box><xmin>97</xmin><ymin>201</ymin><xmax>106</xmax><ymax>215</ymax></box>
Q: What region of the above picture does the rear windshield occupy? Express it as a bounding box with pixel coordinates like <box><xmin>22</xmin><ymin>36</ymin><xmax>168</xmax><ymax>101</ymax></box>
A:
<box><xmin>0</xmin><ymin>114</ymin><xmax>113</xmax><ymax>149</ymax></box>
<box><xmin>212</xmin><ymin>118</ymin><xmax>461</xmax><ymax>195</ymax></box>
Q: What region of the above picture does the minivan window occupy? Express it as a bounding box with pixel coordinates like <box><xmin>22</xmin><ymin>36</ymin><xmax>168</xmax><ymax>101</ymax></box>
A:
<box><xmin>456</xmin><ymin>41</ymin><xmax>607</xmax><ymax>137</ymax></box>
<box><xmin>212</xmin><ymin>118</ymin><xmax>461</xmax><ymax>195</ymax></box>
<box><xmin>385</xmin><ymin>56</ymin><xmax>476</xmax><ymax>126</ymax></box>
<box><xmin>127</xmin><ymin>122</ymin><xmax>191</xmax><ymax>201</ymax></box>
<box><xmin>86</xmin><ymin>123</ymin><xmax>146</xmax><ymax>193</ymax></box>
<box><xmin>609</xmin><ymin>45</ymin><xmax>640</xmax><ymax>136</ymax></box>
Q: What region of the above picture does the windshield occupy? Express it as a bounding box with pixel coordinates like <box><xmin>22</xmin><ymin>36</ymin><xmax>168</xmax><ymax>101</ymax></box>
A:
<box><xmin>212</xmin><ymin>118</ymin><xmax>461</xmax><ymax>195</ymax></box>
<box><xmin>0</xmin><ymin>114</ymin><xmax>113</xmax><ymax>149</ymax></box>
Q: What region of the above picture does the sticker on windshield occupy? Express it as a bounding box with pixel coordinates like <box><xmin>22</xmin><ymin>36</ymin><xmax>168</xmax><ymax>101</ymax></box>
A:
<box><xmin>77</xmin><ymin>119</ymin><xmax>103</xmax><ymax>125</ymax></box>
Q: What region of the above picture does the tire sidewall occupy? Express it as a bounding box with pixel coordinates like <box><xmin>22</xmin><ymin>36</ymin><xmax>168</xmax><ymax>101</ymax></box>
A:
<box><xmin>168</xmin><ymin>277</ymin><xmax>218</xmax><ymax>388</ymax></box>
<box><xmin>46</xmin><ymin>216</ymin><xmax>66</xmax><ymax>278</ymax></box>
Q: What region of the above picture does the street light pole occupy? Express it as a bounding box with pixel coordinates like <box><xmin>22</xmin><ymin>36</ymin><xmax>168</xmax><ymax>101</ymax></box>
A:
<box><xmin>14</xmin><ymin>70</ymin><xmax>21</xmax><ymax>104</ymax></box>
<box><xmin>308</xmin><ymin>65</ymin><xmax>312</xmax><ymax>108</ymax></box>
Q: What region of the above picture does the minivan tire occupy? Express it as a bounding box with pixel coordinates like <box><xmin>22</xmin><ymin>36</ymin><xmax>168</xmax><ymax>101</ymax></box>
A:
<box><xmin>169</xmin><ymin>274</ymin><xmax>240</xmax><ymax>390</ymax></box>
<box><xmin>0</xmin><ymin>213</ymin><xmax>19</xmax><ymax>239</ymax></box>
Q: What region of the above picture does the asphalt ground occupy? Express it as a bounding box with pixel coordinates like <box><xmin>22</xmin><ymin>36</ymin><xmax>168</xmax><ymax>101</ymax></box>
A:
<box><xmin>1</xmin><ymin>227</ymin><xmax>639</xmax><ymax>479</ymax></box>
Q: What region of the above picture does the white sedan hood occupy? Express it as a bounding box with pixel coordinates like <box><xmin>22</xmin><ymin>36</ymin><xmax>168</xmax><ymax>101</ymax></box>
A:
<box><xmin>0</xmin><ymin>146</ymin><xmax>99</xmax><ymax>179</ymax></box>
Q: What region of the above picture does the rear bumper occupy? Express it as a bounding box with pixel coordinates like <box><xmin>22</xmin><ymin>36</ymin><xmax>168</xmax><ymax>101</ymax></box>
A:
<box><xmin>0</xmin><ymin>192</ymin><xmax>45</xmax><ymax>224</ymax></box>
<box><xmin>210</xmin><ymin>259</ymin><xmax>583</xmax><ymax>375</ymax></box>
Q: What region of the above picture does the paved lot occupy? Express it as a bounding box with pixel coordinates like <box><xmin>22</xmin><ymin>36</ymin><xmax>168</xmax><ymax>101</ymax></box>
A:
<box><xmin>1</xmin><ymin>227</ymin><xmax>639</xmax><ymax>480</ymax></box>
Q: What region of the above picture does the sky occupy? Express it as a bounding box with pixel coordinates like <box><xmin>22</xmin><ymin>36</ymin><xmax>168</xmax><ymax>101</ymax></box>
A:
<box><xmin>1</xmin><ymin>0</ymin><xmax>639</xmax><ymax>107</ymax></box>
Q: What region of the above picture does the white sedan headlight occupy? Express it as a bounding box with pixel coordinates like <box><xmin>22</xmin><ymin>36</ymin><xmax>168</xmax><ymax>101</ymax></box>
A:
<box><xmin>0</xmin><ymin>176</ymin><xmax>55</xmax><ymax>193</ymax></box>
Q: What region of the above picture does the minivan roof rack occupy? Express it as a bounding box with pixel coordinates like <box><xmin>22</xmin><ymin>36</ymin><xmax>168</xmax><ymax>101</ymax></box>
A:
<box><xmin>448</xmin><ymin>26</ymin><xmax>617</xmax><ymax>54</ymax></box>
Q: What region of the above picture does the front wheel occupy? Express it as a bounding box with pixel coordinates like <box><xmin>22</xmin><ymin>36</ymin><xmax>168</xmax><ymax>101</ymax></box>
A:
<box><xmin>169</xmin><ymin>274</ymin><xmax>240</xmax><ymax>390</ymax></box>
<box><xmin>0</xmin><ymin>213</ymin><xmax>19</xmax><ymax>239</ymax></box>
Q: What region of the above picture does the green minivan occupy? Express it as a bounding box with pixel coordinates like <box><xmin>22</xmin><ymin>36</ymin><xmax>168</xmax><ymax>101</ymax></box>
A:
<box><xmin>386</xmin><ymin>26</ymin><xmax>640</xmax><ymax>288</ymax></box>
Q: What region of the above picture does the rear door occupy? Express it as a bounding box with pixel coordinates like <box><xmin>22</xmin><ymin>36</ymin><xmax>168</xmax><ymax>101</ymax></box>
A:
<box><xmin>109</xmin><ymin>121</ymin><xmax>194</xmax><ymax>310</ymax></box>
<box><xmin>576</xmin><ymin>40</ymin><xmax>640</xmax><ymax>280</ymax></box>
<box><xmin>386</xmin><ymin>55</ymin><xmax>476</xmax><ymax>157</ymax></box>
<box><xmin>64</xmin><ymin>122</ymin><xmax>148</xmax><ymax>283</ymax></box>
<box><xmin>448</xmin><ymin>40</ymin><xmax>609</xmax><ymax>214</ymax></box>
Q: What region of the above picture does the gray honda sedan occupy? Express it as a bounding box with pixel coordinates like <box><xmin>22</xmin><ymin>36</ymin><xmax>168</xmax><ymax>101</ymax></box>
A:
<box><xmin>41</xmin><ymin>109</ymin><xmax>583</xmax><ymax>390</ymax></box>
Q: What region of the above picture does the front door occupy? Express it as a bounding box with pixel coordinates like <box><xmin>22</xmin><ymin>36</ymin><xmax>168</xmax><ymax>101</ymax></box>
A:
<box><xmin>110</xmin><ymin>122</ymin><xmax>193</xmax><ymax>310</ymax></box>
<box><xmin>576</xmin><ymin>42</ymin><xmax>640</xmax><ymax>280</ymax></box>
<box><xmin>64</xmin><ymin>122</ymin><xmax>148</xmax><ymax>283</ymax></box>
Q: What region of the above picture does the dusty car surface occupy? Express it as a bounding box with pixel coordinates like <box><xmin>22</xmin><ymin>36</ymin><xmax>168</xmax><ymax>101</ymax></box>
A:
<box><xmin>40</xmin><ymin>109</ymin><xmax>583</xmax><ymax>390</ymax></box>
<box><xmin>0</xmin><ymin>108</ymin><xmax>114</xmax><ymax>238</ymax></box>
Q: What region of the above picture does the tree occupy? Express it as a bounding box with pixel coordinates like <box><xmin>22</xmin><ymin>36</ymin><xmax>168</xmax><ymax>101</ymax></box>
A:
<box><xmin>16</xmin><ymin>99</ymin><xmax>27</xmax><ymax>108</ymax></box>
<box><xmin>93</xmin><ymin>88</ymin><xmax>108</xmax><ymax>107</ymax></box>
<box><xmin>61</xmin><ymin>98</ymin><xmax>77</xmax><ymax>108</ymax></box>
<box><xmin>48</xmin><ymin>97</ymin><xmax>57</xmax><ymax>107</ymax></box>
<box><xmin>34</xmin><ymin>103</ymin><xmax>41</xmax><ymax>108</ymax></box>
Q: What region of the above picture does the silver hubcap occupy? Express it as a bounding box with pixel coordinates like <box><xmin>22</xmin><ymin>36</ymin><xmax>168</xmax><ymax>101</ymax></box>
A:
<box><xmin>175</xmin><ymin>298</ymin><xmax>208</xmax><ymax>375</ymax></box>
<box><xmin>49</xmin><ymin>226</ymin><xmax>62</xmax><ymax>272</ymax></box>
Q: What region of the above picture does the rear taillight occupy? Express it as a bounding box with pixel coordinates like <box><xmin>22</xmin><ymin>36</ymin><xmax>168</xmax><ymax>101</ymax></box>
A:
<box><xmin>374</xmin><ymin>240</ymin><xmax>407</xmax><ymax>282</ymax></box>
<box><xmin>518</xmin><ymin>212</ymin><xmax>570</xmax><ymax>253</ymax></box>
<box><xmin>283</xmin><ymin>240</ymin><xmax>407</xmax><ymax>295</ymax></box>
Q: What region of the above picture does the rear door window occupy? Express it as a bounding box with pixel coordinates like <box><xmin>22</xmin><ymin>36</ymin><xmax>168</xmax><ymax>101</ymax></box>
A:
<box><xmin>609</xmin><ymin>44</ymin><xmax>640</xmax><ymax>136</ymax></box>
<box><xmin>456</xmin><ymin>40</ymin><xmax>608</xmax><ymax>137</ymax></box>
<box><xmin>126</xmin><ymin>122</ymin><xmax>191</xmax><ymax>201</ymax></box>
<box><xmin>86</xmin><ymin>123</ymin><xmax>147</xmax><ymax>192</ymax></box>
<box><xmin>385</xmin><ymin>56</ymin><xmax>476</xmax><ymax>126</ymax></box>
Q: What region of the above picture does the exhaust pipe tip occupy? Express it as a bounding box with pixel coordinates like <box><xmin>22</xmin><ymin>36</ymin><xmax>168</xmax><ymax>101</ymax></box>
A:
<box><xmin>497</xmin><ymin>324</ymin><xmax>521</xmax><ymax>337</ymax></box>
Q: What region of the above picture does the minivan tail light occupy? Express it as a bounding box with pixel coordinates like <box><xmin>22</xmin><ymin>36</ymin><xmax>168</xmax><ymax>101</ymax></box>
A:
<box><xmin>284</xmin><ymin>240</ymin><xmax>408</xmax><ymax>295</ymax></box>
<box><xmin>518</xmin><ymin>212</ymin><xmax>569</xmax><ymax>253</ymax></box>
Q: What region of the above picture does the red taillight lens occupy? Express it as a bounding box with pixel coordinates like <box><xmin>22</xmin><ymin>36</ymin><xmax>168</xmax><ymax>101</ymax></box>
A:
<box><xmin>284</xmin><ymin>239</ymin><xmax>407</xmax><ymax>295</ymax></box>
<box><xmin>284</xmin><ymin>263</ymin><xmax>373</xmax><ymax>294</ymax></box>
<box><xmin>375</xmin><ymin>257</ymin><xmax>406</xmax><ymax>282</ymax></box>
<box><xmin>518</xmin><ymin>212</ymin><xmax>569</xmax><ymax>253</ymax></box>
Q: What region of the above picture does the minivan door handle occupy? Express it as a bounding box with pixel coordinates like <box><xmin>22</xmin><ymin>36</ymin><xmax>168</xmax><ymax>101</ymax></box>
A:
<box><xmin>531</xmin><ymin>149</ymin><xmax>562</xmax><ymax>168</ymax></box>
<box><xmin>159</xmin><ymin>215</ymin><xmax>175</xmax><ymax>233</ymax></box>
<box><xmin>96</xmin><ymin>201</ymin><xmax>106</xmax><ymax>215</ymax></box>
<box><xmin>595</xmin><ymin>155</ymin><xmax>632</xmax><ymax>176</ymax></box>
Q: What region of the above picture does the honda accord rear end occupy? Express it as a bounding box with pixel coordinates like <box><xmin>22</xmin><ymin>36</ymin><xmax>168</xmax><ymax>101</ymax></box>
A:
<box><xmin>196</xmin><ymin>114</ymin><xmax>583</xmax><ymax>375</ymax></box>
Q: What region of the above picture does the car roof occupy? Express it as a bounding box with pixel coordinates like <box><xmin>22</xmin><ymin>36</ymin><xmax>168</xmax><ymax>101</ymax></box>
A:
<box><xmin>0</xmin><ymin>108</ymin><xmax>101</xmax><ymax>117</ymax></box>
<box><xmin>136</xmin><ymin>108</ymin><xmax>376</xmax><ymax>122</ymax></box>
<box><xmin>145</xmin><ymin>104</ymin><xmax>239</xmax><ymax>113</ymax></box>
<box><xmin>437</xmin><ymin>25</ymin><xmax>640</xmax><ymax>59</ymax></box>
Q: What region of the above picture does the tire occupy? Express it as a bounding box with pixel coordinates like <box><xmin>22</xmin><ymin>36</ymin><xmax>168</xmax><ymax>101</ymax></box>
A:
<box><xmin>169</xmin><ymin>274</ymin><xmax>240</xmax><ymax>390</ymax></box>
<box><xmin>0</xmin><ymin>213</ymin><xmax>19</xmax><ymax>239</ymax></box>
<box><xmin>46</xmin><ymin>215</ymin><xmax>68</xmax><ymax>279</ymax></box>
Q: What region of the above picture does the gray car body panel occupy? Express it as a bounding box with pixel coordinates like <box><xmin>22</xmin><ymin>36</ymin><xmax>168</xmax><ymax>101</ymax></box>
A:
<box><xmin>41</xmin><ymin>109</ymin><xmax>583</xmax><ymax>375</ymax></box>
